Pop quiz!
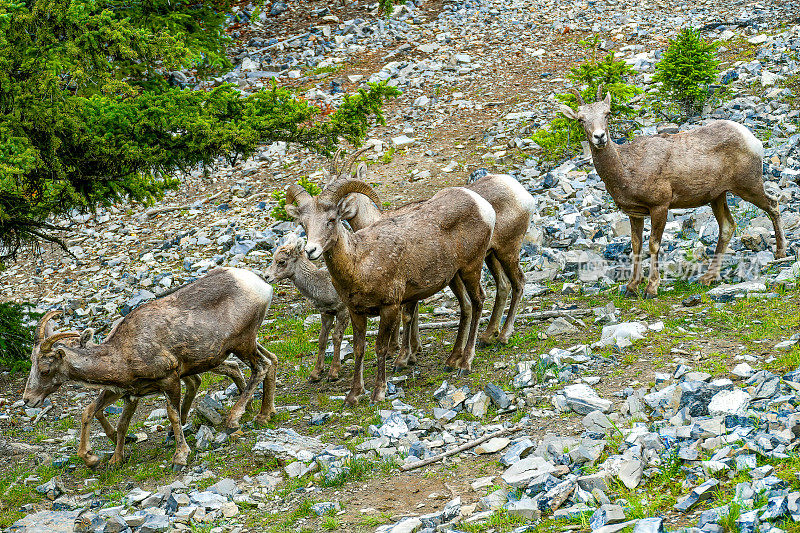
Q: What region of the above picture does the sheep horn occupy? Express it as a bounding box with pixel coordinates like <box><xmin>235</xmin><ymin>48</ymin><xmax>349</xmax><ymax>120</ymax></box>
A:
<box><xmin>570</xmin><ymin>88</ymin><xmax>585</xmax><ymax>106</ymax></box>
<box><xmin>35</xmin><ymin>310</ymin><xmax>62</xmax><ymax>343</ymax></box>
<box><xmin>40</xmin><ymin>332</ymin><xmax>81</xmax><ymax>354</ymax></box>
<box><xmin>324</xmin><ymin>179</ymin><xmax>381</xmax><ymax>209</ymax></box>
<box><xmin>345</xmin><ymin>146</ymin><xmax>372</xmax><ymax>174</ymax></box>
<box><xmin>596</xmin><ymin>84</ymin><xmax>604</xmax><ymax>102</ymax></box>
<box><xmin>285</xmin><ymin>184</ymin><xmax>311</xmax><ymax>207</ymax></box>
<box><xmin>329</xmin><ymin>146</ymin><xmax>345</xmax><ymax>176</ymax></box>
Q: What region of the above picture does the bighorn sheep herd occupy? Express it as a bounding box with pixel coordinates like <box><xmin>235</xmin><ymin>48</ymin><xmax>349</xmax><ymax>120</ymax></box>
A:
<box><xmin>21</xmin><ymin>93</ymin><xmax>786</xmax><ymax>468</ymax></box>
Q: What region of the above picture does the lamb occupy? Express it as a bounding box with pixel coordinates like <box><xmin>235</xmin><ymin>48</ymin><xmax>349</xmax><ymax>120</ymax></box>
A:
<box><xmin>264</xmin><ymin>234</ymin><xmax>349</xmax><ymax>382</ymax></box>
<box><xmin>23</xmin><ymin>267</ymin><xmax>277</xmax><ymax>468</ymax></box>
<box><xmin>559</xmin><ymin>88</ymin><xmax>786</xmax><ymax>297</ymax></box>
<box><xmin>285</xmin><ymin>179</ymin><xmax>495</xmax><ymax>405</ymax></box>
<box><xmin>336</xmin><ymin>164</ymin><xmax>535</xmax><ymax>361</ymax></box>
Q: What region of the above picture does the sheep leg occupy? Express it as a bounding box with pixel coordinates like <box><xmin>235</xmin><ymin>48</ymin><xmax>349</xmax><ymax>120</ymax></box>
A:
<box><xmin>445</xmin><ymin>275</ymin><xmax>471</xmax><ymax>371</ymax></box>
<box><xmin>371</xmin><ymin>305</ymin><xmax>400</xmax><ymax>404</ymax></box>
<box><xmin>345</xmin><ymin>312</ymin><xmax>368</xmax><ymax>406</ymax></box>
<box><xmin>328</xmin><ymin>309</ymin><xmax>349</xmax><ymax>381</ymax></box>
<box><xmin>409</xmin><ymin>302</ymin><xmax>421</xmax><ymax>360</ymax></box>
<box><xmin>625</xmin><ymin>217</ymin><xmax>645</xmax><ymax>297</ymax></box>
<box><xmin>497</xmin><ymin>249</ymin><xmax>525</xmax><ymax>345</ymax></box>
<box><xmin>394</xmin><ymin>301</ymin><xmax>417</xmax><ymax>371</ymax></box>
<box><xmin>254</xmin><ymin>344</ymin><xmax>277</xmax><ymax>425</ymax></box>
<box><xmin>94</xmin><ymin>407</ymin><xmax>118</xmax><ymax>444</ymax></box>
<box><xmin>701</xmin><ymin>194</ymin><xmax>736</xmax><ymax>285</ymax></box>
<box><xmin>180</xmin><ymin>374</ymin><xmax>202</xmax><ymax>425</ymax></box>
<box><xmin>644</xmin><ymin>207</ymin><xmax>668</xmax><ymax>298</ymax></box>
<box><xmin>310</xmin><ymin>313</ymin><xmax>334</xmax><ymax>382</ymax></box>
<box><xmin>78</xmin><ymin>390</ymin><xmax>122</xmax><ymax>469</ymax></box>
<box><xmin>740</xmin><ymin>189</ymin><xmax>787</xmax><ymax>259</ymax></box>
<box><xmin>406</xmin><ymin>302</ymin><xmax>420</xmax><ymax>364</ymax></box>
<box><xmin>212</xmin><ymin>360</ymin><xmax>247</xmax><ymax>393</ymax></box>
<box><xmin>108</xmin><ymin>397</ymin><xmax>139</xmax><ymax>467</ymax></box>
<box><xmin>478</xmin><ymin>253</ymin><xmax>509</xmax><ymax>347</ymax></box>
<box><xmin>226</xmin><ymin>348</ymin><xmax>269</xmax><ymax>430</ymax></box>
<box><xmin>456</xmin><ymin>267</ymin><xmax>486</xmax><ymax>374</ymax></box>
<box><xmin>163</xmin><ymin>377</ymin><xmax>190</xmax><ymax>468</ymax></box>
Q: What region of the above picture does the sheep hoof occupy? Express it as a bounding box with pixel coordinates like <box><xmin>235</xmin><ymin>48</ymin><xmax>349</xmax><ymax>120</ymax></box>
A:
<box><xmin>172</xmin><ymin>463</ymin><xmax>186</xmax><ymax>473</ymax></box>
<box><xmin>622</xmin><ymin>288</ymin><xmax>639</xmax><ymax>299</ymax></box>
<box><xmin>476</xmin><ymin>337</ymin><xmax>495</xmax><ymax>349</ymax></box>
<box><xmin>254</xmin><ymin>413</ymin><xmax>274</xmax><ymax>426</ymax></box>
<box><xmin>456</xmin><ymin>368</ymin><xmax>471</xmax><ymax>377</ymax></box>
<box><xmin>643</xmin><ymin>292</ymin><xmax>658</xmax><ymax>300</ymax></box>
<box><xmin>443</xmin><ymin>365</ymin><xmax>454</xmax><ymax>373</ymax></box>
<box><xmin>308</xmin><ymin>374</ymin><xmax>322</xmax><ymax>383</ymax></box>
<box><xmin>84</xmin><ymin>455</ymin><xmax>101</xmax><ymax>470</ymax></box>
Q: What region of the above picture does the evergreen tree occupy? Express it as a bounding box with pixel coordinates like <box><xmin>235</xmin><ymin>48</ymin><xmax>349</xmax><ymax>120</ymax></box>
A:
<box><xmin>0</xmin><ymin>0</ymin><xmax>399</xmax><ymax>260</ymax></box>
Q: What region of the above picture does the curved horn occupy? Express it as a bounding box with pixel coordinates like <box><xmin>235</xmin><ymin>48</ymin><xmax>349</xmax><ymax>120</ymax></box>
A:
<box><xmin>324</xmin><ymin>179</ymin><xmax>381</xmax><ymax>208</ymax></box>
<box><xmin>596</xmin><ymin>84</ymin><xmax>604</xmax><ymax>102</ymax></box>
<box><xmin>40</xmin><ymin>332</ymin><xmax>81</xmax><ymax>354</ymax></box>
<box><xmin>570</xmin><ymin>88</ymin><xmax>585</xmax><ymax>106</ymax></box>
<box><xmin>345</xmin><ymin>146</ymin><xmax>372</xmax><ymax>174</ymax></box>
<box><xmin>35</xmin><ymin>310</ymin><xmax>62</xmax><ymax>343</ymax></box>
<box><xmin>285</xmin><ymin>184</ymin><xmax>311</xmax><ymax>206</ymax></box>
<box><xmin>329</xmin><ymin>146</ymin><xmax>345</xmax><ymax>176</ymax></box>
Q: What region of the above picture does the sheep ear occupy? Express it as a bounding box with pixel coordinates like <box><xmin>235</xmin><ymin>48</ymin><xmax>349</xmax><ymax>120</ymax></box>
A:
<box><xmin>339</xmin><ymin>195</ymin><xmax>358</xmax><ymax>220</ymax></box>
<box><xmin>80</xmin><ymin>328</ymin><xmax>94</xmax><ymax>347</ymax></box>
<box><xmin>294</xmin><ymin>237</ymin><xmax>305</xmax><ymax>253</ymax></box>
<box><xmin>558</xmin><ymin>105</ymin><xmax>578</xmax><ymax>120</ymax></box>
<box><xmin>356</xmin><ymin>162</ymin><xmax>368</xmax><ymax>182</ymax></box>
<box><xmin>284</xmin><ymin>204</ymin><xmax>299</xmax><ymax>219</ymax></box>
<box><xmin>604</xmin><ymin>92</ymin><xmax>612</xmax><ymax>106</ymax></box>
<box><xmin>54</xmin><ymin>347</ymin><xmax>67</xmax><ymax>359</ymax></box>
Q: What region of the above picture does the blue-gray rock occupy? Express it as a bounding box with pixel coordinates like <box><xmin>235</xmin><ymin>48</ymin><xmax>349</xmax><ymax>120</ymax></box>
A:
<box><xmin>485</xmin><ymin>383</ymin><xmax>511</xmax><ymax>409</ymax></box>
<box><xmin>269</xmin><ymin>1</ymin><xmax>288</xmax><ymax>16</ymax></box>
<box><xmin>208</xmin><ymin>478</ymin><xmax>239</xmax><ymax>497</ymax></box>
<box><xmin>674</xmin><ymin>479</ymin><xmax>719</xmax><ymax>512</ymax></box>
<box><xmin>736</xmin><ymin>510</ymin><xmax>759</xmax><ymax>533</ymax></box>
<box><xmin>139</xmin><ymin>514</ymin><xmax>170</xmax><ymax>533</ymax></box>
<box><xmin>311</xmin><ymin>501</ymin><xmax>340</xmax><ymax>516</ymax></box>
<box><xmin>634</xmin><ymin>517</ymin><xmax>665</xmax><ymax>533</ymax></box>
<box><xmin>10</xmin><ymin>510</ymin><xmax>80</xmax><ymax>533</ymax></box>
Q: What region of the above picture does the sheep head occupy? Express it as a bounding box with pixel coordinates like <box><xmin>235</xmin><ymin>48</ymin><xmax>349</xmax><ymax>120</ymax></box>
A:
<box><xmin>559</xmin><ymin>87</ymin><xmax>613</xmax><ymax>149</ymax></box>
<box><xmin>287</xmin><ymin>178</ymin><xmax>380</xmax><ymax>260</ymax></box>
<box><xmin>264</xmin><ymin>234</ymin><xmax>306</xmax><ymax>283</ymax></box>
<box><xmin>24</xmin><ymin>311</ymin><xmax>90</xmax><ymax>408</ymax></box>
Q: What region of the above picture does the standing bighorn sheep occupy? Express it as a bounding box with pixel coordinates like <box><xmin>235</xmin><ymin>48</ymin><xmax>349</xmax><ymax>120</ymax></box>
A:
<box><xmin>285</xmin><ymin>179</ymin><xmax>495</xmax><ymax>405</ymax></box>
<box><xmin>23</xmin><ymin>267</ymin><xmax>277</xmax><ymax>468</ymax></box>
<box><xmin>264</xmin><ymin>234</ymin><xmax>349</xmax><ymax>382</ymax></box>
<box><xmin>337</xmin><ymin>164</ymin><xmax>535</xmax><ymax>358</ymax></box>
<box><xmin>559</xmin><ymin>88</ymin><xmax>786</xmax><ymax>297</ymax></box>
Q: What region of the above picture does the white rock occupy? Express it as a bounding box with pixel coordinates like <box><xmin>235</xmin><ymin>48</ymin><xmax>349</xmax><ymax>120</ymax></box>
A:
<box><xmin>547</xmin><ymin>317</ymin><xmax>579</xmax><ymax>336</ymax></box>
<box><xmin>391</xmin><ymin>135</ymin><xmax>416</xmax><ymax>148</ymax></box>
<box><xmin>708</xmin><ymin>389</ymin><xmax>750</xmax><ymax>417</ymax></box>
<box><xmin>476</xmin><ymin>437</ymin><xmax>510</xmax><ymax>455</ymax></box>
<box><xmin>501</xmin><ymin>456</ymin><xmax>556</xmax><ymax>488</ymax></box>
<box><xmin>563</xmin><ymin>384</ymin><xmax>613</xmax><ymax>414</ymax></box>
<box><xmin>732</xmin><ymin>363</ymin><xmax>754</xmax><ymax>379</ymax></box>
<box><xmin>597</xmin><ymin>322</ymin><xmax>647</xmax><ymax>347</ymax></box>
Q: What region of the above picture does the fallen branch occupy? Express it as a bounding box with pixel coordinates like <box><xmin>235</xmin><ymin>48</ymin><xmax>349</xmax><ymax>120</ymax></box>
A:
<box><xmin>143</xmin><ymin>205</ymin><xmax>193</xmax><ymax>218</ymax></box>
<box><xmin>347</xmin><ymin>309</ymin><xmax>592</xmax><ymax>339</ymax></box>
<box><xmin>33</xmin><ymin>404</ymin><xmax>52</xmax><ymax>425</ymax></box>
<box><xmin>399</xmin><ymin>425</ymin><xmax>523</xmax><ymax>472</ymax></box>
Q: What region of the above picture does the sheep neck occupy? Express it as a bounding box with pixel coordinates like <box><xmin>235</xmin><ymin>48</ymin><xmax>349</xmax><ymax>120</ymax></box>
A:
<box><xmin>323</xmin><ymin>225</ymin><xmax>358</xmax><ymax>294</ymax></box>
<box><xmin>291</xmin><ymin>257</ymin><xmax>331</xmax><ymax>306</ymax></box>
<box><xmin>589</xmin><ymin>141</ymin><xmax>632</xmax><ymax>199</ymax></box>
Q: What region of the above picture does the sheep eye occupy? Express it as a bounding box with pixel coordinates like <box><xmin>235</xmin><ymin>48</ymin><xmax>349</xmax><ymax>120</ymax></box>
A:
<box><xmin>326</xmin><ymin>220</ymin><xmax>334</xmax><ymax>228</ymax></box>
<box><xmin>277</xmin><ymin>260</ymin><xmax>286</xmax><ymax>266</ymax></box>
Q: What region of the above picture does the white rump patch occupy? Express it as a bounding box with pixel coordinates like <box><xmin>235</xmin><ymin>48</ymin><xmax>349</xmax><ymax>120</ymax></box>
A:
<box><xmin>492</xmin><ymin>173</ymin><xmax>536</xmax><ymax>214</ymax></box>
<box><xmin>726</xmin><ymin>120</ymin><xmax>764</xmax><ymax>159</ymax></box>
<box><xmin>458</xmin><ymin>188</ymin><xmax>496</xmax><ymax>229</ymax></box>
<box><xmin>226</xmin><ymin>267</ymin><xmax>274</xmax><ymax>304</ymax></box>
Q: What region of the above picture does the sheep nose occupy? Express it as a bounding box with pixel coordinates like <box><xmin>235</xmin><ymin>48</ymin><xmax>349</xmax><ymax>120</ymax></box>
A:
<box><xmin>592</xmin><ymin>130</ymin><xmax>608</xmax><ymax>145</ymax></box>
<box><xmin>305</xmin><ymin>243</ymin><xmax>322</xmax><ymax>260</ymax></box>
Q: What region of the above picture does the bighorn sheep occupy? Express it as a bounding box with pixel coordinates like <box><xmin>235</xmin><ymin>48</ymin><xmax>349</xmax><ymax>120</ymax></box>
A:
<box><xmin>264</xmin><ymin>234</ymin><xmax>349</xmax><ymax>382</ymax></box>
<box><xmin>559</xmin><ymin>88</ymin><xmax>786</xmax><ymax>297</ymax></box>
<box><xmin>285</xmin><ymin>180</ymin><xmax>495</xmax><ymax>405</ymax></box>
<box><xmin>336</xmin><ymin>164</ymin><xmax>535</xmax><ymax>357</ymax></box>
<box><xmin>23</xmin><ymin>267</ymin><xmax>277</xmax><ymax>468</ymax></box>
